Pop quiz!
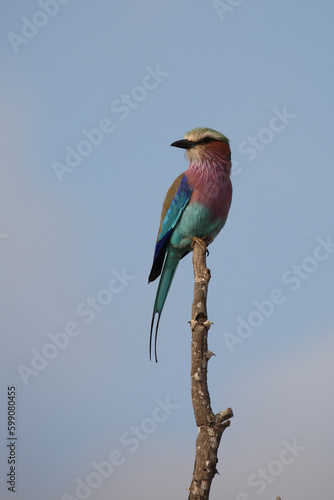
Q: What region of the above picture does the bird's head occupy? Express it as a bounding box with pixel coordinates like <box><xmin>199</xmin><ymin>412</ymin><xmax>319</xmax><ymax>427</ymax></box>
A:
<box><xmin>170</xmin><ymin>127</ymin><xmax>230</xmax><ymax>164</ymax></box>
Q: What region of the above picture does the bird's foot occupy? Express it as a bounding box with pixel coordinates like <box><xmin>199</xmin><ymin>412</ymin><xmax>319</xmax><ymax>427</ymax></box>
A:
<box><xmin>191</xmin><ymin>236</ymin><xmax>213</xmax><ymax>256</ymax></box>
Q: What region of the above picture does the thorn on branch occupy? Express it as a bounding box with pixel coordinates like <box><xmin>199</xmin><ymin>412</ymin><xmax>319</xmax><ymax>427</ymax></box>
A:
<box><xmin>203</xmin><ymin>320</ymin><xmax>213</xmax><ymax>329</ymax></box>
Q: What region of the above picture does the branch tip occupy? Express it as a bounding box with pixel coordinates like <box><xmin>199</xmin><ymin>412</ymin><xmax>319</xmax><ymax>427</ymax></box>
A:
<box><xmin>216</xmin><ymin>408</ymin><xmax>233</xmax><ymax>423</ymax></box>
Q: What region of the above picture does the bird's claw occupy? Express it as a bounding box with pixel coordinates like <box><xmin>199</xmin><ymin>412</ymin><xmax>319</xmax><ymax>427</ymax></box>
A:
<box><xmin>191</xmin><ymin>236</ymin><xmax>213</xmax><ymax>256</ymax></box>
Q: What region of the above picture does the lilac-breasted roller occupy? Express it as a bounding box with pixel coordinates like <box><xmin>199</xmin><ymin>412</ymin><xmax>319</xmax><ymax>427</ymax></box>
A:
<box><xmin>148</xmin><ymin>127</ymin><xmax>232</xmax><ymax>361</ymax></box>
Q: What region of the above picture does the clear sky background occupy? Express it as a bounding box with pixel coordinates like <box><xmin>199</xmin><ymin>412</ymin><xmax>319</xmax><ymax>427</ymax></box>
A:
<box><xmin>1</xmin><ymin>1</ymin><xmax>333</xmax><ymax>499</ymax></box>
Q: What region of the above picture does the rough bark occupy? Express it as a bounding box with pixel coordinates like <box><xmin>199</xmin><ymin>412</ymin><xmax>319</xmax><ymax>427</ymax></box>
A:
<box><xmin>188</xmin><ymin>239</ymin><xmax>233</xmax><ymax>500</ymax></box>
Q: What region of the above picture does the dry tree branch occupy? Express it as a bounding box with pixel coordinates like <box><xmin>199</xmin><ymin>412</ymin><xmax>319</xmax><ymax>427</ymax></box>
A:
<box><xmin>188</xmin><ymin>238</ymin><xmax>233</xmax><ymax>500</ymax></box>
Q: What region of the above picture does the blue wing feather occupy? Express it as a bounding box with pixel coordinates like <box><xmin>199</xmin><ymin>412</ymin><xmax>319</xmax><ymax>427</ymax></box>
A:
<box><xmin>148</xmin><ymin>174</ymin><xmax>192</xmax><ymax>282</ymax></box>
<box><xmin>158</xmin><ymin>174</ymin><xmax>192</xmax><ymax>241</ymax></box>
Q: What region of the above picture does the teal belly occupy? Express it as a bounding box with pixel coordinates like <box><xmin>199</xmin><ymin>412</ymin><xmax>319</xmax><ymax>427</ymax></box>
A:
<box><xmin>170</xmin><ymin>203</ymin><xmax>225</xmax><ymax>251</ymax></box>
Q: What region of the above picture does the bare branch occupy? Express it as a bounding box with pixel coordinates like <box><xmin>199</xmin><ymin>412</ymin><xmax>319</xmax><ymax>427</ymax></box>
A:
<box><xmin>188</xmin><ymin>239</ymin><xmax>233</xmax><ymax>500</ymax></box>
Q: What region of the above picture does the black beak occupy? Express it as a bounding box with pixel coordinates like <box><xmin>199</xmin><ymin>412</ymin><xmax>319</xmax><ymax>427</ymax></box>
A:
<box><xmin>170</xmin><ymin>139</ymin><xmax>195</xmax><ymax>149</ymax></box>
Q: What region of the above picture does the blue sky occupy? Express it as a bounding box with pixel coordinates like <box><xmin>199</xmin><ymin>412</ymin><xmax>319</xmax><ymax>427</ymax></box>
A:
<box><xmin>1</xmin><ymin>1</ymin><xmax>334</xmax><ymax>499</ymax></box>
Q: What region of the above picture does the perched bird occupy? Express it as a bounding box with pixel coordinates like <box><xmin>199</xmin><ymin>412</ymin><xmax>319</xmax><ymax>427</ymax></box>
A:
<box><xmin>148</xmin><ymin>127</ymin><xmax>232</xmax><ymax>361</ymax></box>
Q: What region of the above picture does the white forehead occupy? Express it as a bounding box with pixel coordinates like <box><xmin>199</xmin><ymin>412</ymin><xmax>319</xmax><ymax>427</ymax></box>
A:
<box><xmin>185</xmin><ymin>127</ymin><xmax>229</xmax><ymax>143</ymax></box>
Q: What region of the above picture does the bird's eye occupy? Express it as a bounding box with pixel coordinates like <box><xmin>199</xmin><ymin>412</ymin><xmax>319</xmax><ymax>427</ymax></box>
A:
<box><xmin>201</xmin><ymin>137</ymin><xmax>213</xmax><ymax>144</ymax></box>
